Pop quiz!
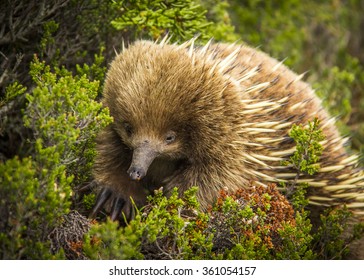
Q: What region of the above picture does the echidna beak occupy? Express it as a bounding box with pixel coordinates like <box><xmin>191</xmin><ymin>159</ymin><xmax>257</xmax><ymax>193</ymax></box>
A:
<box><xmin>127</xmin><ymin>143</ymin><xmax>157</xmax><ymax>181</ymax></box>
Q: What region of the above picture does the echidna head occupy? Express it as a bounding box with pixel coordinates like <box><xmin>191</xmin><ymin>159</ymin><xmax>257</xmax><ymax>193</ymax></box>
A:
<box><xmin>116</xmin><ymin>120</ymin><xmax>183</xmax><ymax>181</ymax></box>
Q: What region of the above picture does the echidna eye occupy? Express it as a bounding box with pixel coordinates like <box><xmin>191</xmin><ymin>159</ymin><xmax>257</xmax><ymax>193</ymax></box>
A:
<box><xmin>165</xmin><ymin>131</ymin><xmax>176</xmax><ymax>144</ymax></box>
<box><xmin>123</xmin><ymin>122</ymin><xmax>133</xmax><ymax>136</ymax></box>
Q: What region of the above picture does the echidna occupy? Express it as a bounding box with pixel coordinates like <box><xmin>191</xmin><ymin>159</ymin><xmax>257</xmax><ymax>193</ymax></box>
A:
<box><xmin>91</xmin><ymin>38</ymin><xmax>364</xmax><ymax>256</ymax></box>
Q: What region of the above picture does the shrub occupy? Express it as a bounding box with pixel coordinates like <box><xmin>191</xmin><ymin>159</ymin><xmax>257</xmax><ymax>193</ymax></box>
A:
<box><xmin>0</xmin><ymin>57</ymin><xmax>112</xmax><ymax>259</ymax></box>
<box><xmin>84</xmin><ymin>183</ymin><xmax>317</xmax><ymax>260</ymax></box>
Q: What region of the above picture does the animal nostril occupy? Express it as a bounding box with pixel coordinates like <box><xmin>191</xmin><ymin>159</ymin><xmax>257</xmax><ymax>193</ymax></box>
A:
<box><xmin>128</xmin><ymin>167</ymin><xmax>145</xmax><ymax>181</ymax></box>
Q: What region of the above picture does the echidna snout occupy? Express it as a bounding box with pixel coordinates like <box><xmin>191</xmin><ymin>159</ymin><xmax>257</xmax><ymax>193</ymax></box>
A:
<box><xmin>127</xmin><ymin>143</ymin><xmax>158</xmax><ymax>181</ymax></box>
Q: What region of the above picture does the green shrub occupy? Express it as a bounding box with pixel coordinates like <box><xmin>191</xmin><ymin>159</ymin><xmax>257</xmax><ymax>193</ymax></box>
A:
<box><xmin>84</xmin><ymin>184</ymin><xmax>316</xmax><ymax>260</ymax></box>
<box><xmin>0</xmin><ymin>57</ymin><xmax>112</xmax><ymax>259</ymax></box>
<box><xmin>282</xmin><ymin>118</ymin><xmax>363</xmax><ymax>259</ymax></box>
<box><xmin>84</xmin><ymin>187</ymin><xmax>213</xmax><ymax>260</ymax></box>
<box><xmin>111</xmin><ymin>0</ymin><xmax>211</xmax><ymax>41</ymax></box>
<box><xmin>0</xmin><ymin>156</ymin><xmax>67</xmax><ymax>259</ymax></box>
<box><xmin>110</xmin><ymin>0</ymin><xmax>238</xmax><ymax>43</ymax></box>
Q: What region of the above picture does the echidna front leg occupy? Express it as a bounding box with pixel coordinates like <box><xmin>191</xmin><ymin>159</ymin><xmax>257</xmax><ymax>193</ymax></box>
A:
<box><xmin>90</xmin><ymin>187</ymin><xmax>133</xmax><ymax>221</ymax></box>
<box><xmin>110</xmin><ymin>196</ymin><xmax>126</xmax><ymax>221</ymax></box>
<box><xmin>90</xmin><ymin>182</ymin><xmax>148</xmax><ymax>222</ymax></box>
<box><xmin>89</xmin><ymin>187</ymin><xmax>112</xmax><ymax>219</ymax></box>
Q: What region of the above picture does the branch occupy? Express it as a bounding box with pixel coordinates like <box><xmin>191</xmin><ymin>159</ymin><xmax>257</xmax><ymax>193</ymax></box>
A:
<box><xmin>0</xmin><ymin>0</ymin><xmax>70</xmax><ymax>46</ymax></box>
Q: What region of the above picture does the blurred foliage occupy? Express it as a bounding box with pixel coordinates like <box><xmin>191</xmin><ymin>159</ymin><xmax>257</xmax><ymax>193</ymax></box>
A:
<box><xmin>110</xmin><ymin>0</ymin><xmax>240</xmax><ymax>43</ymax></box>
<box><xmin>228</xmin><ymin>0</ymin><xmax>364</xmax><ymax>159</ymax></box>
<box><xmin>313</xmin><ymin>206</ymin><xmax>359</xmax><ymax>259</ymax></box>
<box><xmin>111</xmin><ymin>0</ymin><xmax>211</xmax><ymax>41</ymax></box>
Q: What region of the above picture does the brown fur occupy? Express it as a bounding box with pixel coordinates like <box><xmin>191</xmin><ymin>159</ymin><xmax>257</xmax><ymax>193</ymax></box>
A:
<box><xmin>93</xmin><ymin>39</ymin><xmax>364</xmax><ymax>258</ymax></box>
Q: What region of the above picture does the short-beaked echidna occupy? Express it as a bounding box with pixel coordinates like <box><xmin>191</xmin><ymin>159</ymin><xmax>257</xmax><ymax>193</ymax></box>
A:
<box><xmin>91</xmin><ymin>38</ymin><xmax>364</xmax><ymax>257</ymax></box>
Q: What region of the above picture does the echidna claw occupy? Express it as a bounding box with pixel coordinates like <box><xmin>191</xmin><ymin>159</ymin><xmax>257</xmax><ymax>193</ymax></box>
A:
<box><xmin>110</xmin><ymin>197</ymin><xmax>126</xmax><ymax>221</ymax></box>
<box><xmin>89</xmin><ymin>188</ymin><xmax>112</xmax><ymax>219</ymax></box>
